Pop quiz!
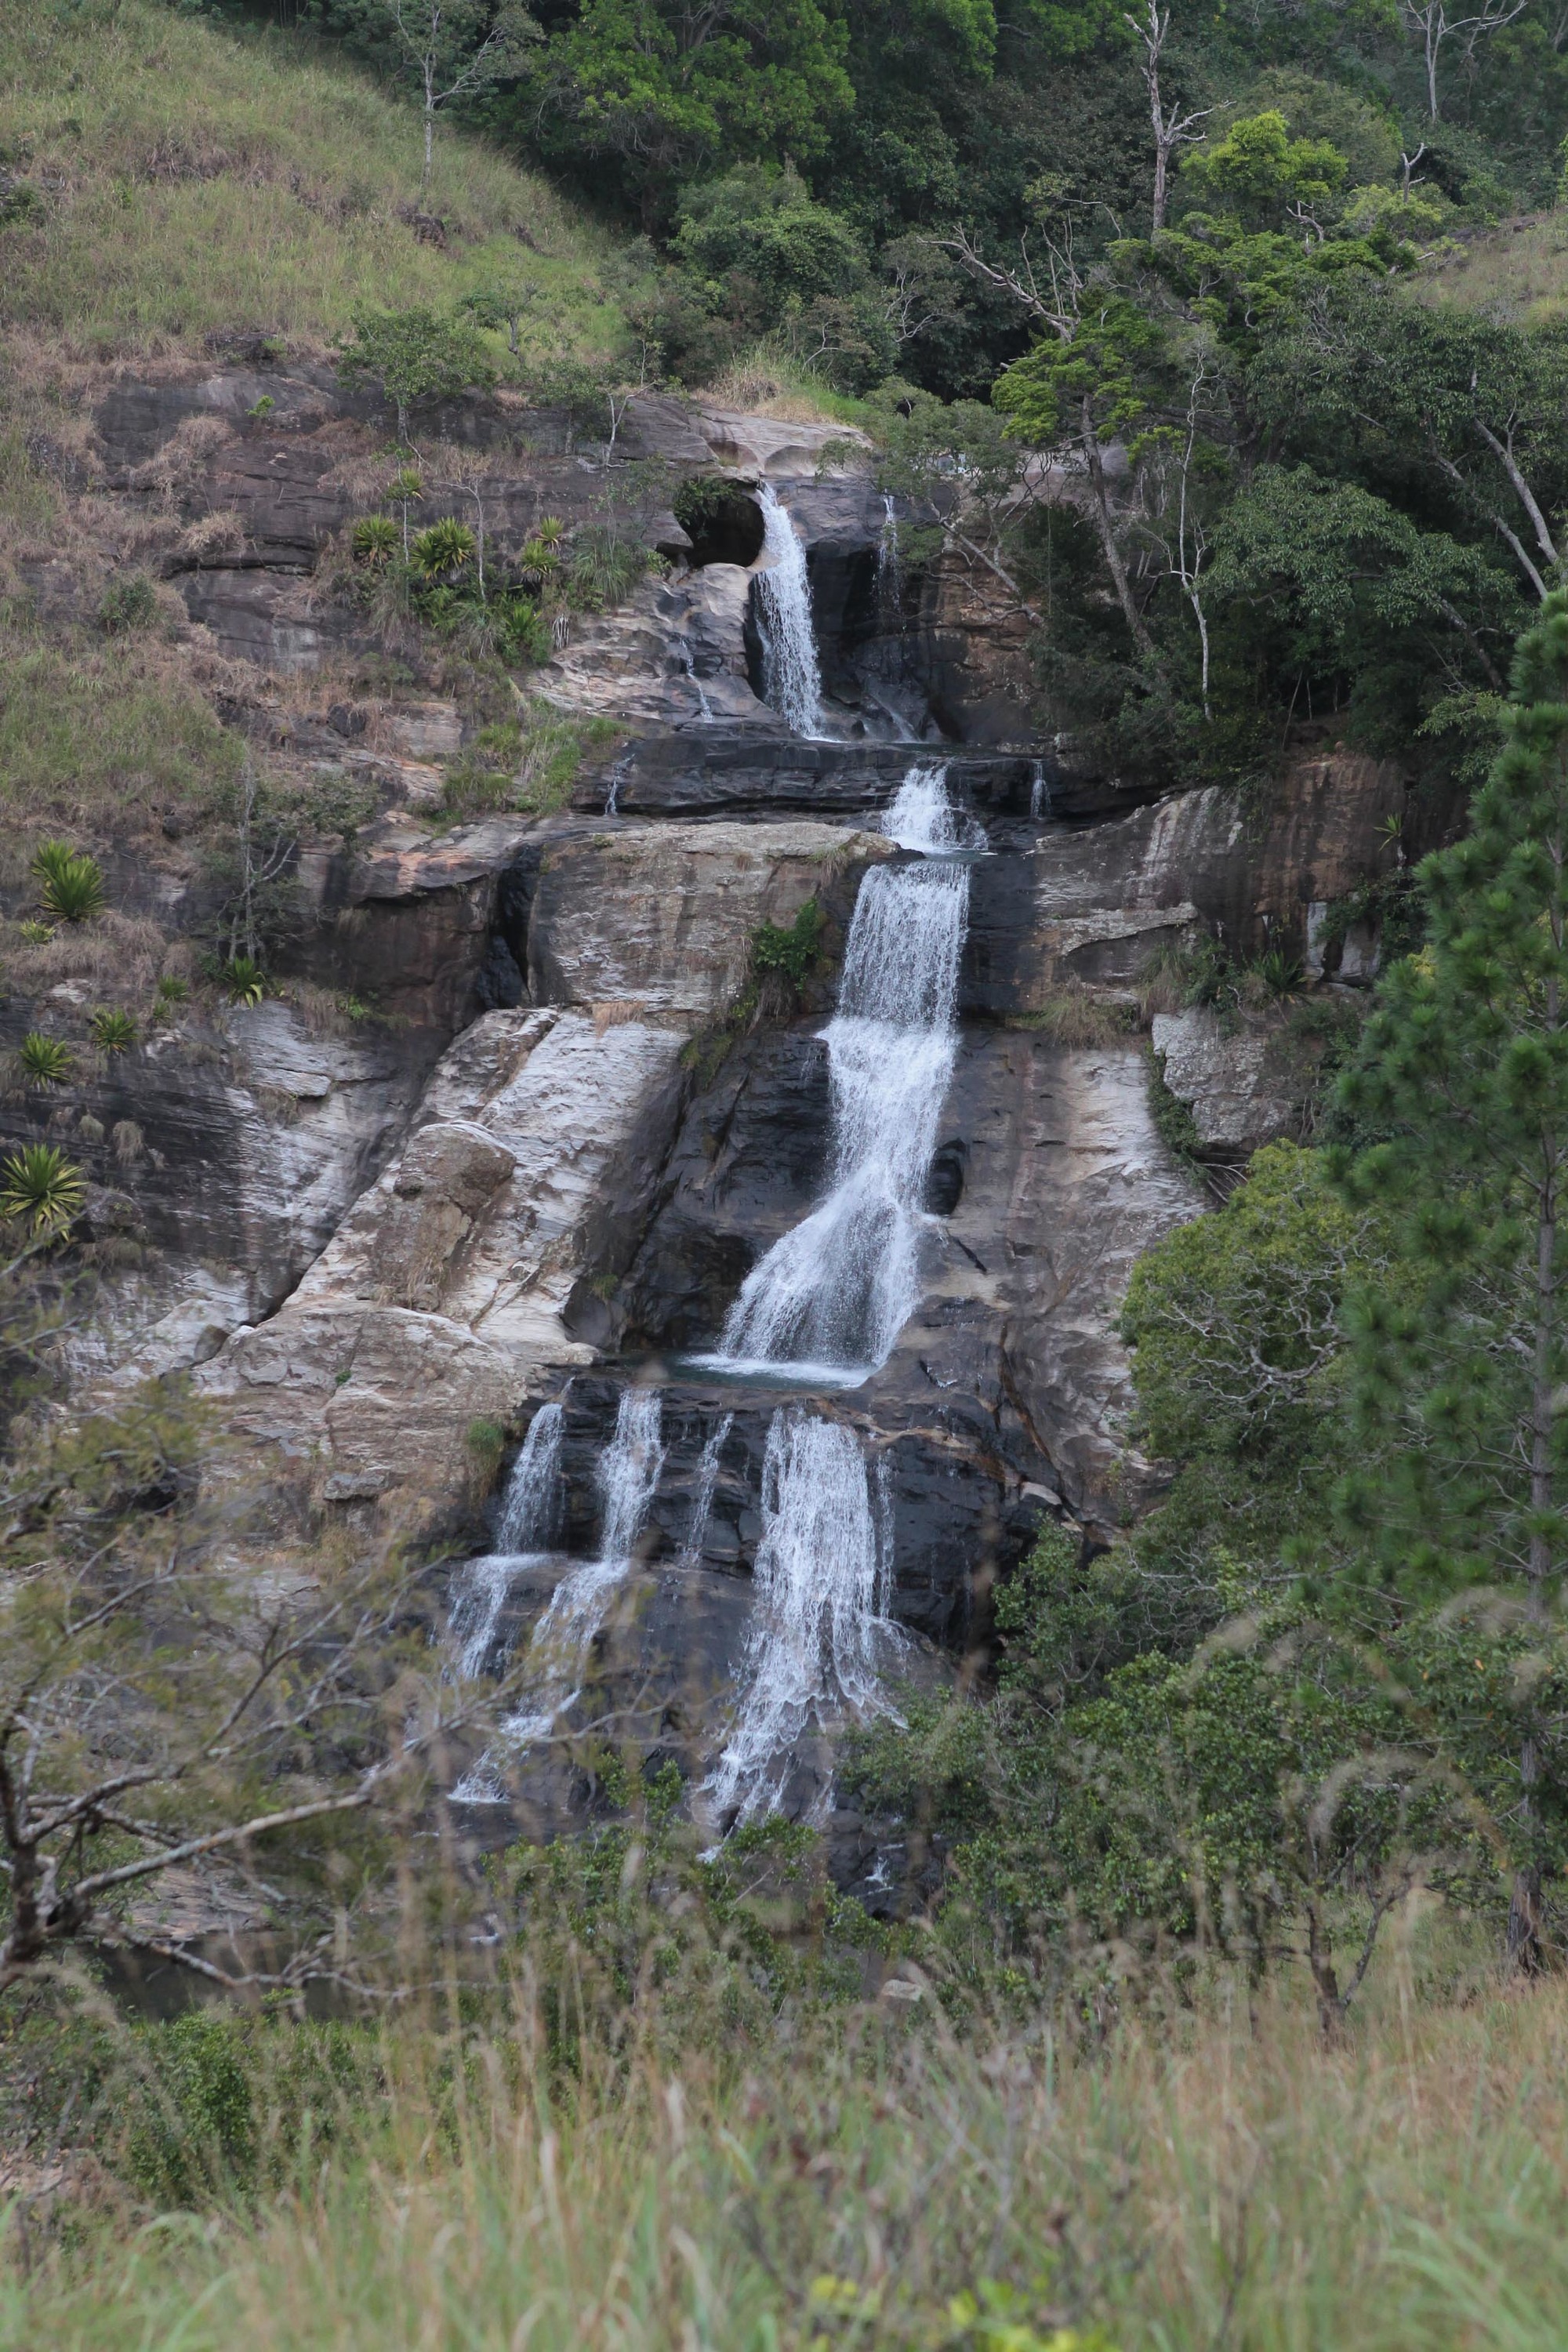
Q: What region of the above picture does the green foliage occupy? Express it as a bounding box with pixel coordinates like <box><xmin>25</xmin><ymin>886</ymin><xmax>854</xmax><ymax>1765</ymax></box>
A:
<box><xmin>1179</xmin><ymin>111</ymin><xmax>1347</xmax><ymax>231</ymax></box>
<box><xmin>16</xmin><ymin>1032</ymin><xmax>74</xmax><ymax>1091</ymax></box>
<box><xmin>0</xmin><ymin>1142</ymin><xmax>82</xmax><ymax>1233</ymax></box>
<box><xmin>89</xmin><ymin>1006</ymin><xmax>137</xmax><ymax>1053</ymax></box>
<box><xmin>350</xmin><ymin>513</ymin><xmax>400</xmax><ymax>568</ymax></box>
<box><xmin>0</xmin><ymin>636</ymin><xmax>243</xmax><ymax>831</ymax></box>
<box><xmin>1123</xmin><ymin>1144</ymin><xmax>1386</xmax><ymax>1468</ymax></box>
<box><xmin>336</xmin><ymin>305</ymin><xmax>498</xmax><ymax>439</ymax></box>
<box><xmin>31</xmin><ymin>839</ymin><xmax>105</xmax><ymax>923</ymax></box>
<box><xmin>220</xmin><ymin>954</ymin><xmax>267</xmax><ymax>1006</ymax></box>
<box><xmin>96</xmin><ymin>573</ymin><xmax>157</xmax><ymax>635</ymax></box>
<box><xmin>513</xmin><ymin>0</ymin><xmax>855</xmax><ymax>230</ymax></box>
<box><xmin>1333</xmin><ymin>589</ymin><xmax>1568</xmax><ymax>1598</ymax></box>
<box><xmin>752</xmin><ymin>898</ymin><xmax>821</xmax><ymax>991</ymax></box>
<box><xmin>409</xmin><ymin>517</ymin><xmax>478</xmax><ymax>579</ymax></box>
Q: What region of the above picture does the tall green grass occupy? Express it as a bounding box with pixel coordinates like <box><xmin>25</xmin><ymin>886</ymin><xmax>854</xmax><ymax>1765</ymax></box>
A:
<box><xmin>7</xmin><ymin>1907</ymin><xmax>1568</xmax><ymax>2350</ymax></box>
<box><xmin>0</xmin><ymin>1</ymin><xmax>630</xmax><ymax>358</ymax></box>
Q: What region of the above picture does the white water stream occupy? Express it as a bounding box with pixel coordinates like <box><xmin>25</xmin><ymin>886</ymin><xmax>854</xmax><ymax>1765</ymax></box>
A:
<box><xmin>701</xmin><ymin>765</ymin><xmax>975</xmax><ymax>1383</ymax></box>
<box><xmin>707</xmin><ymin>1409</ymin><xmax>898</xmax><ymax>1822</ymax></box>
<box><xmin>753</xmin><ymin>482</ymin><xmax>822</xmax><ymax>735</ymax></box>
<box><xmin>452</xmin><ymin>1388</ymin><xmax>664</xmax><ymax>1798</ymax></box>
<box><xmin>446</xmin><ymin>1401</ymin><xmax>564</xmax><ymax>1681</ymax></box>
<box><xmin>701</xmin><ymin>765</ymin><xmax>981</xmax><ymax>1815</ymax></box>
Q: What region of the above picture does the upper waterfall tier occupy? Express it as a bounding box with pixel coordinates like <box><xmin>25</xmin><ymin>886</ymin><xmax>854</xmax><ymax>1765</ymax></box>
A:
<box><xmin>753</xmin><ymin>483</ymin><xmax>823</xmax><ymax>736</ymax></box>
<box><xmin>699</xmin><ymin>768</ymin><xmax>978</xmax><ymax>1383</ymax></box>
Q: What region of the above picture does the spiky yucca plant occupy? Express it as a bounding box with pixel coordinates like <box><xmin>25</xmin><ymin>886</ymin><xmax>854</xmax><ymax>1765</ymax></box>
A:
<box><xmin>18</xmin><ymin>1033</ymin><xmax>74</xmax><ymax>1088</ymax></box>
<box><xmin>31</xmin><ymin>841</ymin><xmax>105</xmax><ymax>924</ymax></box>
<box><xmin>0</xmin><ymin>1143</ymin><xmax>84</xmax><ymax>1236</ymax></box>
<box><xmin>90</xmin><ymin>1007</ymin><xmax>138</xmax><ymax>1053</ymax></box>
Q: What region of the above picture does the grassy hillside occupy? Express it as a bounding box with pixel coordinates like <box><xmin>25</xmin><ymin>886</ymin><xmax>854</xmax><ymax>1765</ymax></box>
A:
<box><xmin>6</xmin><ymin>1931</ymin><xmax>1568</xmax><ymax>2350</ymax></box>
<box><xmin>1421</xmin><ymin>212</ymin><xmax>1568</xmax><ymax>326</ymax></box>
<box><xmin>0</xmin><ymin>0</ymin><xmax>630</xmax><ymax>361</ymax></box>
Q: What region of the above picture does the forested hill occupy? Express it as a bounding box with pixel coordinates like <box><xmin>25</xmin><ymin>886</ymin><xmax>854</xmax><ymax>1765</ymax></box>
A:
<box><xmin>97</xmin><ymin>0</ymin><xmax>1568</xmax><ymax>803</ymax></box>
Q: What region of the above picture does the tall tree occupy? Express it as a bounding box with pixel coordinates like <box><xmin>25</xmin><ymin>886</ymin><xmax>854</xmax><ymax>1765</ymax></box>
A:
<box><xmin>1335</xmin><ymin>589</ymin><xmax>1568</xmax><ymax>1965</ymax></box>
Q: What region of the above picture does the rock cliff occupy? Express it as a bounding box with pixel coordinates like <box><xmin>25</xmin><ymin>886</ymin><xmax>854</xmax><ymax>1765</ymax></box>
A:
<box><xmin>0</xmin><ymin>367</ymin><xmax>1432</xmax><ymax>1863</ymax></box>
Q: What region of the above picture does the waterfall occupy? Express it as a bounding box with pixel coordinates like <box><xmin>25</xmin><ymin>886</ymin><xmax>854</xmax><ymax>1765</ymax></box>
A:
<box><xmin>753</xmin><ymin>482</ymin><xmax>822</xmax><ymax>735</ymax></box>
<box><xmin>495</xmin><ymin>1401</ymin><xmax>564</xmax><ymax>1552</ymax></box>
<box><xmin>706</xmin><ymin>1409</ymin><xmax>898</xmax><ymax>1821</ymax></box>
<box><xmin>876</xmin><ymin>492</ymin><xmax>902</xmax><ymax>622</ymax></box>
<box><xmin>704</xmin><ymin>768</ymin><xmax>975</xmax><ymax>1380</ymax></box>
<box><xmin>1029</xmin><ymin>759</ymin><xmax>1051</xmax><ymax>820</ymax></box>
<box><xmin>883</xmin><ymin>763</ymin><xmax>985</xmax><ymax>853</ymax></box>
<box><xmin>446</xmin><ymin>1402</ymin><xmax>564</xmax><ymax>1681</ymax></box>
<box><xmin>677</xmin><ymin>636</ymin><xmax>713</xmax><ymax>723</ymax></box>
<box><xmin>452</xmin><ymin>1388</ymin><xmax>665</xmax><ymax>1797</ymax></box>
<box><xmin>679</xmin><ymin>1412</ymin><xmax>733</xmax><ymax>1568</ymax></box>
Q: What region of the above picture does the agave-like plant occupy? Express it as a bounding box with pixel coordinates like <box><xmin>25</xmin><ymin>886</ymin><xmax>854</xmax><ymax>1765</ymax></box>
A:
<box><xmin>31</xmin><ymin>840</ymin><xmax>105</xmax><ymax>924</ymax></box>
<box><xmin>220</xmin><ymin>955</ymin><xmax>267</xmax><ymax>1007</ymax></box>
<box><xmin>536</xmin><ymin>515</ymin><xmax>565</xmax><ymax>545</ymax></box>
<box><xmin>351</xmin><ymin>514</ymin><xmax>400</xmax><ymax>568</ymax></box>
<box><xmin>0</xmin><ymin>1143</ymin><xmax>85</xmax><ymax>1237</ymax></box>
<box><xmin>410</xmin><ymin>517</ymin><xmax>477</xmax><ymax>579</ymax></box>
<box><xmin>90</xmin><ymin>1007</ymin><xmax>138</xmax><ymax>1053</ymax></box>
<box><xmin>18</xmin><ymin>1032</ymin><xmax>74</xmax><ymax>1089</ymax></box>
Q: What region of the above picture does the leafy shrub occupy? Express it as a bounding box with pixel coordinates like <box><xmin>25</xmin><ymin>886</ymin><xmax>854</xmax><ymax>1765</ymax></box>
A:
<box><xmin>566</xmin><ymin>526</ymin><xmax>652</xmax><ymax>612</ymax></box>
<box><xmin>0</xmin><ymin>1142</ymin><xmax>84</xmax><ymax>1232</ymax></box>
<box><xmin>97</xmin><ymin>574</ymin><xmax>158</xmax><ymax>635</ymax></box>
<box><xmin>17</xmin><ymin>1032</ymin><xmax>74</xmax><ymax>1089</ymax></box>
<box><xmin>31</xmin><ymin>840</ymin><xmax>105</xmax><ymax>922</ymax></box>
<box><xmin>753</xmin><ymin>898</ymin><xmax>821</xmax><ymax>990</ymax></box>
<box><xmin>0</xmin><ymin>179</ymin><xmax>42</xmax><ymax>229</ymax></box>
<box><xmin>89</xmin><ymin>1006</ymin><xmax>138</xmax><ymax>1052</ymax></box>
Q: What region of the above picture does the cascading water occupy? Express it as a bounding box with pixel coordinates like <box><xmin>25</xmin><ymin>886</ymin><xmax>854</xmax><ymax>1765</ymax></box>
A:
<box><xmin>452</xmin><ymin>1389</ymin><xmax>665</xmax><ymax>1797</ymax></box>
<box><xmin>701</xmin><ymin>767</ymin><xmax>977</xmax><ymax>1381</ymax></box>
<box><xmin>876</xmin><ymin>492</ymin><xmax>902</xmax><ymax>622</ymax></box>
<box><xmin>677</xmin><ymin>636</ymin><xmax>713</xmax><ymax>723</ymax></box>
<box><xmin>1029</xmin><ymin>759</ymin><xmax>1051</xmax><ymax>820</ymax></box>
<box><xmin>446</xmin><ymin>1401</ymin><xmax>564</xmax><ymax>1681</ymax></box>
<box><xmin>678</xmin><ymin>1411</ymin><xmax>733</xmax><ymax>1568</ymax></box>
<box><xmin>706</xmin><ymin>1409</ymin><xmax>899</xmax><ymax>1821</ymax></box>
<box><xmin>883</xmin><ymin>762</ymin><xmax>986</xmax><ymax>854</ymax></box>
<box><xmin>753</xmin><ymin>482</ymin><xmax>822</xmax><ymax>735</ymax></box>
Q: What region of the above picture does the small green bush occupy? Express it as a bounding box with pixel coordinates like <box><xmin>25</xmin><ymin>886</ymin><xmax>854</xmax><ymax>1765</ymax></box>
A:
<box><xmin>753</xmin><ymin>899</ymin><xmax>822</xmax><ymax>991</ymax></box>
<box><xmin>97</xmin><ymin>574</ymin><xmax>158</xmax><ymax>635</ymax></box>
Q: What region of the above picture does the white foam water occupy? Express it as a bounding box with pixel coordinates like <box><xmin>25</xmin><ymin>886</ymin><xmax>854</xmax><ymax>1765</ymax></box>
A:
<box><xmin>679</xmin><ymin>1412</ymin><xmax>733</xmax><ymax>1568</ymax></box>
<box><xmin>1029</xmin><ymin>759</ymin><xmax>1051</xmax><ymax>820</ymax></box>
<box><xmin>707</xmin><ymin>1409</ymin><xmax>900</xmax><ymax>1821</ymax></box>
<box><xmin>753</xmin><ymin>482</ymin><xmax>822</xmax><ymax>735</ymax></box>
<box><xmin>883</xmin><ymin>762</ymin><xmax>986</xmax><ymax>853</ymax></box>
<box><xmin>452</xmin><ymin>1389</ymin><xmax>665</xmax><ymax>1798</ymax></box>
<box><xmin>706</xmin><ymin>779</ymin><xmax>971</xmax><ymax>1378</ymax></box>
<box><xmin>446</xmin><ymin>1402</ymin><xmax>564</xmax><ymax>1682</ymax></box>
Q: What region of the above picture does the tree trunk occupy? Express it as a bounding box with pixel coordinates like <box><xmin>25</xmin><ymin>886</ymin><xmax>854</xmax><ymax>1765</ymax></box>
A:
<box><xmin>1152</xmin><ymin>137</ymin><xmax>1170</xmax><ymax>234</ymax></box>
<box><xmin>1305</xmin><ymin>1902</ymin><xmax>1346</xmax><ymax>2038</ymax></box>
<box><xmin>1082</xmin><ymin>396</ymin><xmax>1157</xmax><ymax>660</ymax></box>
